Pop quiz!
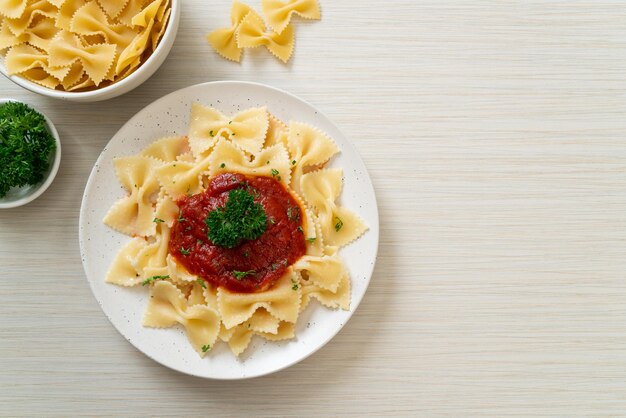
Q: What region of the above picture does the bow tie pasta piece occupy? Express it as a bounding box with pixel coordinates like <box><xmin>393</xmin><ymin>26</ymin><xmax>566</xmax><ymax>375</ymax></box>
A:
<box><xmin>20</xmin><ymin>68</ymin><xmax>60</xmax><ymax>89</ymax></box>
<box><xmin>153</xmin><ymin>192</ymin><xmax>179</xmax><ymax>228</ymax></box>
<box><xmin>293</xmin><ymin>253</ymin><xmax>347</xmax><ymax>293</ymax></box>
<box><xmin>0</xmin><ymin>20</ymin><xmax>23</xmax><ymax>51</ymax></box>
<box><xmin>143</xmin><ymin>281</ymin><xmax>220</xmax><ymax>356</ymax></box>
<box><xmin>96</xmin><ymin>0</ymin><xmax>128</xmax><ymax>20</ymax></box>
<box><xmin>186</xmin><ymin>280</ymin><xmax>218</xmax><ymax>308</ymax></box>
<box><xmin>12</xmin><ymin>16</ymin><xmax>59</xmax><ymax>51</ymax></box>
<box><xmin>209</xmin><ymin>138</ymin><xmax>291</xmax><ymax>186</ymax></box>
<box><xmin>48</xmin><ymin>31</ymin><xmax>116</xmax><ymax>86</ymax></box>
<box><xmin>140</xmin><ymin>135</ymin><xmax>189</xmax><ymax>163</ymax></box>
<box><xmin>70</xmin><ymin>1</ymin><xmax>139</xmax><ymax>53</ymax></box>
<box><xmin>261</xmin><ymin>0</ymin><xmax>320</xmax><ymax>35</ymax></box>
<box><xmin>154</xmin><ymin>157</ymin><xmax>207</xmax><ymax>199</ymax></box>
<box><xmin>133</xmin><ymin>223</ymin><xmax>171</xmax><ymax>280</ymax></box>
<box><xmin>300</xmin><ymin>269</ymin><xmax>350</xmax><ymax>311</ymax></box>
<box><xmin>166</xmin><ymin>254</ymin><xmax>198</xmax><ymax>286</ymax></box>
<box><xmin>206</xmin><ymin>0</ymin><xmax>253</xmax><ymax>62</ymax></box>
<box><xmin>60</xmin><ymin>61</ymin><xmax>86</xmax><ymax>90</ymax></box>
<box><xmin>189</xmin><ymin>104</ymin><xmax>269</xmax><ymax>157</ymax></box>
<box><xmin>288</xmin><ymin>121</ymin><xmax>339</xmax><ymax>196</ymax></box>
<box><xmin>103</xmin><ymin>156</ymin><xmax>163</xmax><ymax>236</ymax></box>
<box><xmin>217</xmin><ymin>270</ymin><xmax>301</xmax><ymax>329</ymax></box>
<box><xmin>131</xmin><ymin>0</ymin><xmax>165</xmax><ymax>27</ymax></box>
<box><xmin>220</xmin><ymin>309</ymin><xmax>290</xmax><ymax>356</ymax></box>
<box><xmin>0</xmin><ymin>0</ymin><xmax>29</xmax><ymax>19</ymax></box>
<box><xmin>300</xmin><ymin>168</ymin><xmax>368</xmax><ymax>248</ymax></box>
<box><xmin>264</xmin><ymin>113</ymin><xmax>289</xmax><ymax>148</ymax></box>
<box><xmin>117</xmin><ymin>0</ymin><xmax>149</xmax><ymax>27</ymax></box>
<box><xmin>105</xmin><ymin>237</ymin><xmax>147</xmax><ymax>286</ymax></box>
<box><xmin>56</xmin><ymin>0</ymin><xmax>88</xmax><ymax>30</ymax></box>
<box><xmin>3</xmin><ymin>0</ymin><xmax>56</xmax><ymax>36</ymax></box>
<box><xmin>115</xmin><ymin>20</ymin><xmax>153</xmax><ymax>74</ymax></box>
<box><xmin>150</xmin><ymin>3</ymin><xmax>170</xmax><ymax>51</ymax></box>
<box><xmin>5</xmin><ymin>43</ymin><xmax>71</xmax><ymax>80</ymax></box>
<box><xmin>237</xmin><ymin>10</ymin><xmax>295</xmax><ymax>63</ymax></box>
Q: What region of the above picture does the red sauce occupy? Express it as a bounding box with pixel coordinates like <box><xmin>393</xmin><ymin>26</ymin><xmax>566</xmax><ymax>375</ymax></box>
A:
<box><xmin>169</xmin><ymin>173</ymin><xmax>306</xmax><ymax>293</ymax></box>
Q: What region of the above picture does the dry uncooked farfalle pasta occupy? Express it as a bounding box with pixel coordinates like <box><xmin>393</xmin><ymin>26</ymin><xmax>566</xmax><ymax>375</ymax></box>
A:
<box><xmin>207</xmin><ymin>0</ymin><xmax>320</xmax><ymax>63</ymax></box>
<box><xmin>0</xmin><ymin>0</ymin><xmax>172</xmax><ymax>91</ymax></box>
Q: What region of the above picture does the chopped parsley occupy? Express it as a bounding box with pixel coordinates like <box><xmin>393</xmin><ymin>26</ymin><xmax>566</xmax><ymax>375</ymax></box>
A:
<box><xmin>334</xmin><ymin>216</ymin><xmax>344</xmax><ymax>232</ymax></box>
<box><xmin>271</xmin><ymin>169</ymin><xmax>279</xmax><ymax>177</ymax></box>
<box><xmin>177</xmin><ymin>211</ymin><xmax>185</xmax><ymax>223</ymax></box>
<box><xmin>220</xmin><ymin>163</ymin><xmax>225</xmax><ymax>168</ymax></box>
<box><xmin>197</xmin><ymin>238</ymin><xmax>204</xmax><ymax>245</ymax></box>
<box><xmin>243</xmin><ymin>250</ymin><xmax>249</xmax><ymax>257</ymax></box>
<box><xmin>291</xmin><ymin>160</ymin><xmax>296</xmax><ymax>165</ymax></box>
<box><xmin>297</xmin><ymin>226</ymin><xmax>304</xmax><ymax>233</ymax></box>
<box><xmin>205</xmin><ymin>188</ymin><xmax>267</xmax><ymax>248</ymax></box>
<box><xmin>202</xmin><ymin>344</ymin><xmax>211</xmax><ymax>353</ymax></box>
<box><xmin>291</xmin><ymin>277</ymin><xmax>299</xmax><ymax>291</ymax></box>
<box><xmin>270</xmin><ymin>263</ymin><xmax>278</xmax><ymax>271</ymax></box>
<box><xmin>180</xmin><ymin>247</ymin><xmax>191</xmax><ymax>256</ymax></box>
<box><xmin>0</xmin><ymin>101</ymin><xmax>56</xmax><ymax>198</ymax></box>
<box><xmin>306</xmin><ymin>237</ymin><xmax>316</xmax><ymax>243</ymax></box>
<box><xmin>287</xmin><ymin>206</ymin><xmax>300</xmax><ymax>221</ymax></box>
<box><xmin>232</xmin><ymin>270</ymin><xmax>256</xmax><ymax>280</ymax></box>
<box><xmin>196</xmin><ymin>279</ymin><xmax>207</xmax><ymax>289</ymax></box>
<box><xmin>153</xmin><ymin>217</ymin><xmax>165</xmax><ymax>223</ymax></box>
<box><xmin>141</xmin><ymin>275</ymin><xmax>170</xmax><ymax>286</ymax></box>
<box><xmin>209</xmin><ymin>130</ymin><xmax>214</xmax><ymax>137</ymax></box>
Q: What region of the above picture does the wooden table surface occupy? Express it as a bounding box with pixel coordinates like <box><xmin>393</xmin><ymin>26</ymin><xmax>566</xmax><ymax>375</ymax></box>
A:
<box><xmin>2</xmin><ymin>1</ymin><xmax>626</xmax><ymax>416</ymax></box>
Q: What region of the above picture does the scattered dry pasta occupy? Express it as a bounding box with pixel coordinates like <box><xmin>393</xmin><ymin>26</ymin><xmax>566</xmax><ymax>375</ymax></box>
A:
<box><xmin>0</xmin><ymin>0</ymin><xmax>172</xmax><ymax>91</ymax></box>
<box><xmin>103</xmin><ymin>104</ymin><xmax>367</xmax><ymax>357</ymax></box>
<box><xmin>207</xmin><ymin>0</ymin><xmax>320</xmax><ymax>63</ymax></box>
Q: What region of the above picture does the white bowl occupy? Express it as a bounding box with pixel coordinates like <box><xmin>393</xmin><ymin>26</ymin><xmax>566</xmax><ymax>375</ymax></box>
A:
<box><xmin>0</xmin><ymin>1</ymin><xmax>180</xmax><ymax>102</ymax></box>
<box><xmin>0</xmin><ymin>98</ymin><xmax>61</xmax><ymax>208</ymax></box>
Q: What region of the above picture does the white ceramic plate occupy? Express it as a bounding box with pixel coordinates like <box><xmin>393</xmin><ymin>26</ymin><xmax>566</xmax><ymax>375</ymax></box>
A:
<box><xmin>79</xmin><ymin>81</ymin><xmax>379</xmax><ymax>379</ymax></box>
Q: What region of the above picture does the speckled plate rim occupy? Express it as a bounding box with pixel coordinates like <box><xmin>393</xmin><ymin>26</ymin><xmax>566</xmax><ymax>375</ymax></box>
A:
<box><xmin>79</xmin><ymin>81</ymin><xmax>379</xmax><ymax>380</ymax></box>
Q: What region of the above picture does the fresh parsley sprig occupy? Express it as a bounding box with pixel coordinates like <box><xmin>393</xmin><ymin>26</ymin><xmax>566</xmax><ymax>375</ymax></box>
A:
<box><xmin>205</xmin><ymin>188</ymin><xmax>267</xmax><ymax>248</ymax></box>
<box><xmin>232</xmin><ymin>270</ymin><xmax>256</xmax><ymax>280</ymax></box>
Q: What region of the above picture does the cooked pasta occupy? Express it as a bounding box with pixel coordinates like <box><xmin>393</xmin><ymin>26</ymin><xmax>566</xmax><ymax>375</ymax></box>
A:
<box><xmin>0</xmin><ymin>0</ymin><xmax>172</xmax><ymax>91</ymax></box>
<box><xmin>103</xmin><ymin>105</ymin><xmax>367</xmax><ymax>356</ymax></box>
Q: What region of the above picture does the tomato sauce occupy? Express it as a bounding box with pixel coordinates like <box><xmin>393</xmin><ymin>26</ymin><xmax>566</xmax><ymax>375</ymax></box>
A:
<box><xmin>169</xmin><ymin>173</ymin><xmax>306</xmax><ymax>293</ymax></box>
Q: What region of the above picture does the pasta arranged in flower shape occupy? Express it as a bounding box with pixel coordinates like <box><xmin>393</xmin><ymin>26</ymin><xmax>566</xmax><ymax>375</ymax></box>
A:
<box><xmin>0</xmin><ymin>0</ymin><xmax>172</xmax><ymax>91</ymax></box>
<box><xmin>104</xmin><ymin>105</ymin><xmax>368</xmax><ymax>357</ymax></box>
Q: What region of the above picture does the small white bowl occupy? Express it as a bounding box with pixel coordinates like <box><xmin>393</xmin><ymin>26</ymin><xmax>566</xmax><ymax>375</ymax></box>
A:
<box><xmin>0</xmin><ymin>0</ymin><xmax>180</xmax><ymax>102</ymax></box>
<box><xmin>0</xmin><ymin>98</ymin><xmax>61</xmax><ymax>208</ymax></box>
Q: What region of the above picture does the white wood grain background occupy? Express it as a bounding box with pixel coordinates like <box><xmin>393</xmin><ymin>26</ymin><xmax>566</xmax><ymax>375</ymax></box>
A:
<box><xmin>1</xmin><ymin>1</ymin><xmax>626</xmax><ymax>416</ymax></box>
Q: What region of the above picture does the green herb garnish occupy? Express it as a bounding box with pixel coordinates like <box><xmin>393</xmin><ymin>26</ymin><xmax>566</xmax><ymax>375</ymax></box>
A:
<box><xmin>141</xmin><ymin>275</ymin><xmax>170</xmax><ymax>286</ymax></box>
<box><xmin>220</xmin><ymin>163</ymin><xmax>225</xmax><ymax>168</ymax></box>
<box><xmin>306</xmin><ymin>237</ymin><xmax>316</xmax><ymax>243</ymax></box>
<box><xmin>232</xmin><ymin>270</ymin><xmax>256</xmax><ymax>280</ymax></box>
<box><xmin>334</xmin><ymin>216</ymin><xmax>344</xmax><ymax>232</ymax></box>
<box><xmin>153</xmin><ymin>217</ymin><xmax>165</xmax><ymax>223</ymax></box>
<box><xmin>271</xmin><ymin>169</ymin><xmax>279</xmax><ymax>177</ymax></box>
<box><xmin>297</xmin><ymin>226</ymin><xmax>304</xmax><ymax>233</ymax></box>
<box><xmin>209</xmin><ymin>130</ymin><xmax>214</xmax><ymax>137</ymax></box>
<box><xmin>291</xmin><ymin>277</ymin><xmax>299</xmax><ymax>291</ymax></box>
<box><xmin>287</xmin><ymin>206</ymin><xmax>300</xmax><ymax>221</ymax></box>
<box><xmin>180</xmin><ymin>247</ymin><xmax>190</xmax><ymax>256</ymax></box>
<box><xmin>202</xmin><ymin>344</ymin><xmax>211</xmax><ymax>353</ymax></box>
<box><xmin>196</xmin><ymin>279</ymin><xmax>207</xmax><ymax>289</ymax></box>
<box><xmin>178</xmin><ymin>211</ymin><xmax>185</xmax><ymax>223</ymax></box>
<box><xmin>205</xmin><ymin>188</ymin><xmax>267</xmax><ymax>248</ymax></box>
<box><xmin>0</xmin><ymin>101</ymin><xmax>56</xmax><ymax>198</ymax></box>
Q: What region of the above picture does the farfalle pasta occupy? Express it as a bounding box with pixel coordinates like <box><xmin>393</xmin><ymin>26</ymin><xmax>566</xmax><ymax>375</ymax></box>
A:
<box><xmin>103</xmin><ymin>105</ymin><xmax>367</xmax><ymax>356</ymax></box>
<box><xmin>0</xmin><ymin>0</ymin><xmax>172</xmax><ymax>91</ymax></box>
<box><xmin>207</xmin><ymin>0</ymin><xmax>320</xmax><ymax>63</ymax></box>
